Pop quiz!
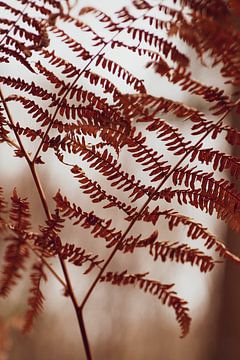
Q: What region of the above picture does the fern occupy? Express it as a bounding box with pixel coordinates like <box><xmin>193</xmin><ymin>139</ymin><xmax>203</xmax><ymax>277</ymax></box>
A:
<box><xmin>0</xmin><ymin>0</ymin><xmax>240</xmax><ymax>359</ymax></box>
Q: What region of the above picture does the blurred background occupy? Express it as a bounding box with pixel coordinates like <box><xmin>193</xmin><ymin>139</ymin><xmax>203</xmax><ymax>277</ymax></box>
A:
<box><xmin>1</xmin><ymin>0</ymin><xmax>240</xmax><ymax>359</ymax></box>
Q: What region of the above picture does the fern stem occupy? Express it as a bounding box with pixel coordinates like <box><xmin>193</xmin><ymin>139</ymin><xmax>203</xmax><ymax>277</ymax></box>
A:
<box><xmin>76</xmin><ymin>309</ymin><xmax>92</xmax><ymax>360</ymax></box>
<box><xmin>0</xmin><ymin>86</ymin><xmax>91</xmax><ymax>359</ymax></box>
<box><xmin>80</xmin><ymin>109</ymin><xmax>232</xmax><ymax>309</ymax></box>
<box><xmin>26</xmin><ymin>241</ymin><xmax>67</xmax><ymax>289</ymax></box>
<box><xmin>0</xmin><ymin>88</ymin><xmax>31</xmax><ymax>163</ymax></box>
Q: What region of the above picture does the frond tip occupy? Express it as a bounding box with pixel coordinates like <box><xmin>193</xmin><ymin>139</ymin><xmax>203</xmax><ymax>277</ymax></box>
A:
<box><xmin>100</xmin><ymin>271</ymin><xmax>191</xmax><ymax>338</ymax></box>
<box><xmin>23</xmin><ymin>262</ymin><xmax>47</xmax><ymax>333</ymax></box>
<box><xmin>0</xmin><ymin>189</ymin><xmax>31</xmax><ymax>297</ymax></box>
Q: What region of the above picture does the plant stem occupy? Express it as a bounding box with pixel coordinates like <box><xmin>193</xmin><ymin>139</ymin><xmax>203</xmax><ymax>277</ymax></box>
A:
<box><xmin>76</xmin><ymin>309</ymin><xmax>92</xmax><ymax>360</ymax></box>
<box><xmin>26</xmin><ymin>241</ymin><xmax>67</xmax><ymax>288</ymax></box>
<box><xmin>0</xmin><ymin>87</ymin><xmax>92</xmax><ymax>360</ymax></box>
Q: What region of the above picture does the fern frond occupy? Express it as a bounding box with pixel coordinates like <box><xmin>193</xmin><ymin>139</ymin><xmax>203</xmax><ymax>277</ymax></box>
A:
<box><xmin>23</xmin><ymin>262</ymin><xmax>47</xmax><ymax>333</ymax></box>
<box><xmin>0</xmin><ymin>105</ymin><xmax>11</xmax><ymax>144</ymax></box>
<box><xmin>115</xmin><ymin>6</ymin><xmax>137</xmax><ymax>23</ymax></box>
<box><xmin>149</xmin><ymin>64</ymin><xmax>233</xmax><ymax>115</ymax></box>
<box><xmin>126</xmin><ymin>26</ymin><xmax>189</xmax><ymax>68</ymax></box>
<box><xmin>131</xmin><ymin>0</ymin><xmax>152</xmax><ymax>10</ymax></box>
<box><xmin>121</xmin><ymin>230</ymin><xmax>158</xmax><ymax>253</ymax></box>
<box><xmin>150</xmin><ymin>241</ymin><xmax>216</xmax><ymax>273</ymax></box>
<box><xmin>48</xmin><ymin>26</ymin><xmax>92</xmax><ymax>60</ymax></box>
<box><xmin>0</xmin><ymin>189</ymin><xmax>30</xmax><ymax>297</ymax></box>
<box><xmin>146</xmin><ymin>119</ymin><xmax>191</xmax><ymax>156</ymax></box>
<box><xmin>54</xmin><ymin>191</ymin><xmax>122</xmax><ymax>245</ymax></box>
<box><xmin>0</xmin><ymin>76</ymin><xmax>54</xmax><ymax>101</ymax></box>
<box><xmin>35</xmin><ymin>61</ymin><xmax>66</xmax><ymax>96</ymax></box>
<box><xmin>14</xmin><ymin>122</ymin><xmax>44</xmax><ymax>142</ymax></box>
<box><xmin>59</xmin><ymin>136</ymin><xmax>153</xmax><ymax>202</ymax></box>
<box><xmin>79</xmin><ymin>7</ymin><xmax>121</xmax><ymax>33</ymax></box>
<box><xmin>163</xmin><ymin>209</ymin><xmax>240</xmax><ymax>264</ymax></box>
<box><xmin>39</xmin><ymin>49</ymin><xmax>80</xmax><ymax>78</ymax></box>
<box><xmin>95</xmin><ymin>54</ymin><xmax>146</xmax><ymax>93</ymax></box>
<box><xmin>0</xmin><ymin>45</ymin><xmax>36</xmax><ymax>73</ymax></box>
<box><xmin>100</xmin><ymin>270</ymin><xmax>191</xmax><ymax>338</ymax></box>
<box><xmin>45</xmin><ymin>242</ymin><xmax>103</xmax><ymax>274</ymax></box>
<box><xmin>164</xmin><ymin>187</ymin><xmax>240</xmax><ymax>233</ymax></box>
<box><xmin>83</xmin><ymin>70</ymin><xmax>121</xmax><ymax>100</ymax></box>
<box><xmin>190</xmin><ymin>147</ymin><xmax>240</xmax><ymax>179</ymax></box>
<box><xmin>53</xmin><ymin>191</ymin><xmax>150</xmax><ymax>249</ymax></box>
<box><xmin>122</xmin><ymin>93</ymin><xmax>207</xmax><ymax>125</ymax></box>
<box><xmin>126</xmin><ymin>127</ymin><xmax>171</xmax><ymax>181</ymax></box>
<box><xmin>71</xmin><ymin>165</ymin><xmax>137</xmax><ymax>216</ymax></box>
<box><xmin>6</xmin><ymin>95</ymin><xmax>53</xmax><ymax>128</ymax></box>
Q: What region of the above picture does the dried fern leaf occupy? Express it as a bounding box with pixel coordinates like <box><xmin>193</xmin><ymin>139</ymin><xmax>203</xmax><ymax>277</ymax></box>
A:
<box><xmin>100</xmin><ymin>270</ymin><xmax>191</xmax><ymax>338</ymax></box>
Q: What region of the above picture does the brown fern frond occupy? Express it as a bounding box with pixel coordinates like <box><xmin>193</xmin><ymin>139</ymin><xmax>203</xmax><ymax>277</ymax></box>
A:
<box><xmin>121</xmin><ymin>230</ymin><xmax>158</xmax><ymax>253</ymax></box>
<box><xmin>43</xmin><ymin>242</ymin><xmax>104</xmax><ymax>274</ymax></box>
<box><xmin>115</xmin><ymin>6</ymin><xmax>138</xmax><ymax>23</ymax></box>
<box><xmin>0</xmin><ymin>45</ymin><xmax>36</xmax><ymax>73</ymax></box>
<box><xmin>6</xmin><ymin>95</ymin><xmax>53</xmax><ymax>128</ymax></box>
<box><xmin>131</xmin><ymin>0</ymin><xmax>152</xmax><ymax>10</ymax></box>
<box><xmin>71</xmin><ymin>165</ymin><xmax>137</xmax><ymax>216</ymax></box>
<box><xmin>60</xmin><ymin>13</ymin><xmax>107</xmax><ymax>46</ymax></box>
<box><xmin>126</xmin><ymin>26</ymin><xmax>189</xmax><ymax>68</ymax></box>
<box><xmin>110</xmin><ymin>41</ymin><xmax>167</xmax><ymax>67</ymax></box>
<box><xmin>48</xmin><ymin>26</ymin><xmax>92</xmax><ymax>60</ymax></box>
<box><xmin>149</xmin><ymin>65</ymin><xmax>233</xmax><ymax>115</ymax></box>
<box><xmin>190</xmin><ymin>147</ymin><xmax>240</xmax><ymax>179</ymax></box>
<box><xmin>35</xmin><ymin>61</ymin><xmax>66</xmax><ymax>96</ymax></box>
<box><xmin>14</xmin><ymin>122</ymin><xmax>44</xmax><ymax>142</ymax></box>
<box><xmin>100</xmin><ymin>270</ymin><xmax>191</xmax><ymax>338</ymax></box>
<box><xmin>0</xmin><ymin>76</ymin><xmax>54</xmax><ymax>101</ymax></box>
<box><xmin>162</xmin><ymin>210</ymin><xmax>240</xmax><ymax>264</ymax></box>
<box><xmin>54</xmin><ymin>191</ymin><xmax>122</xmax><ymax>245</ymax></box>
<box><xmin>0</xmin><ymin>189</ymin><xmax>31</xmax><ymax>297</ymax></box>
<box><xmin>122</xmin><ymin>93</ymin><xmax>207</xmax><ymax>125</ymax></box>
<box><xmin>23</xmin><ymin>261</ymin><xmax>47</xmax><ymax>333</ymax></box>
<box><xmin>0</xmin><ymin>0</ymin><xmax>66</xmax><ymax>70</ymax></box>
<box><xmin>221</xmin><ymin>124</ymin><xmax>240</xmax><ymax>147</ymax></box>
<box><xmin>58</xmin><ymin>136</ymin><xmax>153</xmax><ymax>202</ymax></box>
<box><xmin>149</xmin><ymin>241</ymin><xmax>216</xmax><ymax>273</ymax></box>
<box><xmin>0</xmin><ymin>105</ymin><xmax>11</xmax><ymax>144</ymax></box>
<box><xmin>171</xmin><ymin>166</ymin><xmax>240</xmax><ymax>219</ymax></box>
<box><xmin>2</xmin><ymin>0</ymin><xmax>240</xmax><ymax>353</ymax></box>
<box><xmin>83</xmin><ymin>70</ymin><xmax>121</xmax><ymax>101</ymax></box>
<box><xmin>53</xmin><ymin>191</ymin><xmax>149</xmax><ymax>249</ymax></box>
<box><xmin>79</xmin><ymin>7</ymin><xmax>122</xmax><ymax>33</ymax></box>
<box><xmin>126</xmin><ymin>127</ymin><xmax>171</xmax><ymax>181</ymax></box>
<box><xmin>163</xmin><ymin>187</ymin><xmax>240</xmax><ymax>233</ymax></box>
<box><xmin>95</xmin><ymin>54</ymin><xmax>146</xmax><ymax>94</ymax></box>
<box><xmin>146</xmin><ymin>119</ymin><xmax>191</xmax><ymax>156</ymax></box>
<box><xmin>39</xmin><ymin>49</ymin><xmax>80</xmax><ymax>78</ymax></box>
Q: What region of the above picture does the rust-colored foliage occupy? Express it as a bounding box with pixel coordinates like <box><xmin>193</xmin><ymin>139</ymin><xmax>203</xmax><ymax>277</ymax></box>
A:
<box><xmin>0</xmin><ymin>0</ymin><xmax>240</xmax><ymax>359</ymax></box>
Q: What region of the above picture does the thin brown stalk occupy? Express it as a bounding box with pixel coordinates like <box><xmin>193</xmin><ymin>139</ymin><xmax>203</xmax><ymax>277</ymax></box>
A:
<box><xmin>26</xmin><ymin>241</ymin><xmax>67</xmax><ymax>289</ymax></box>
<box><xmin>0</xmin><ymin>86</ymin><xmax>92</xmax><ymax>360</ymax></box>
